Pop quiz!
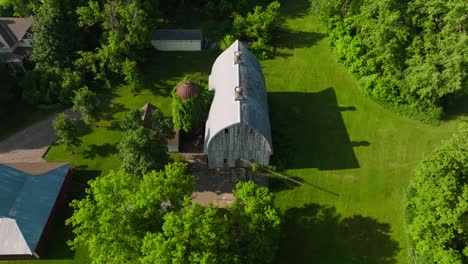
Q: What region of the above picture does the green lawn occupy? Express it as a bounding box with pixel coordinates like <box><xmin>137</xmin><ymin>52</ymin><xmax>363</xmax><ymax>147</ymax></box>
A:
<box><xmin>3</xmin><ymin>0</ymin><xmax>466</xmax><ymax>263</ymax></box>
<box><xmin>263</xmin><ymin>1</ymin><xmax>464</xmax><ymax>263</ymax></box>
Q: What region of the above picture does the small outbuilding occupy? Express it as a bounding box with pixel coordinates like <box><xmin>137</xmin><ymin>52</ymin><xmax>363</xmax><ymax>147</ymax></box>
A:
<box><xmin>140</xmin><ymin>102</ymin><xmax>180</xmax><ymax>152</ymax></box>
<box><xmin>204</xmin><ymin>40</ymin><xmax>273</xmax><ymax>168</ymax></box>
<box><xmin>151</xmin><ymin>29</ymin><xmax>202</xmax><ymax>51</ymax></box>
<box><xmin>0</xmin><ymin>162</ymin><xmax>72</xmax><ymax>260</ymax></box>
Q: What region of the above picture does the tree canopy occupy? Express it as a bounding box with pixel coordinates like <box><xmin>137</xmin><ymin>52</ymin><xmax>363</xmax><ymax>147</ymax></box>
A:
<box><xmin>67</xmin><ymin>162</ymin><xmax>195</xmax><ymax>264</ymax></box>
<box><xmin>53</xmin><ymin>113</ymin><xmax>81</xmax><ymax>150</ymax></box>
<box><xmin>72</xmin><ymin>86</ymin><xmax>98</xmax><ymax>125</ymax></box>
<box><xmin>31</xmin><ymin>0</ymin><xmax>81</xmax><ymax>68</ymax></box>
<box><xmin>68</xmin><ymin>165</ymin><xmax>280</xmax><ymax>264</ymax></box>
<box><xmin>311</xmin><ymin>0</ymin><xmax>468</xmax><ymax>121</ymax></box>
<box><xmin>405</xmin><ymin>123</ymin><xmax>468</xmax><ymax>263</ymax></box>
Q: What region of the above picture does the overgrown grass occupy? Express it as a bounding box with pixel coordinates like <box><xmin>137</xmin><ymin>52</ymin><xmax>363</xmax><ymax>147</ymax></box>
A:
<box><xmin>263</xmin><ymin>1</ymin><xmax>465</xmax><ymax>263</ymax></box>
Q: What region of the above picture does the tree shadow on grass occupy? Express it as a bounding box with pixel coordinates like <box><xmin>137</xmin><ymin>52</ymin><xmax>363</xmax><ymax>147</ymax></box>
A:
<box><xmin>269</xmin><ymin>88</ymin><xmax>368</xmax><ymax>170</ymax></box>
<box><xmin>276</xmin><ymin>204</ymin><xmax>399</xmax><ymax>263</ymax></box>
<box><xmin>280</xmin><ymin>0</ymin><xmax>311</xmax><ymax>19</ymax></box>
<box><xmin>82</xmin><ymin>143</ymin><xmax>118</xmax><ymax>159</ymax></box>
<box><xmin>140</xmin><ymin>49</ymin><xmax>218</xmax><ymax>97</ymax></box>
<box><xmin>39</xmin><ymin>167</ymin><xmax>101</xmax><ymax>259</ymax></box>
<box><xmin>275</xmin><ymin>29</ymin><xmax>325</xmax><ymax>51</ymax></box>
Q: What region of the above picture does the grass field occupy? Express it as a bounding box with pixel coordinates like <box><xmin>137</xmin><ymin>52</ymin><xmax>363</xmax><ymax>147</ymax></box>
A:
<box><xmin>264</xmin><ymin>1</ymin><xmax>464</xmax><ymax>263</ymax></box>
<box><xmin>2</xmin><ymin>0</ymin><xmax>466</xmax><ymax>263</ymax></box>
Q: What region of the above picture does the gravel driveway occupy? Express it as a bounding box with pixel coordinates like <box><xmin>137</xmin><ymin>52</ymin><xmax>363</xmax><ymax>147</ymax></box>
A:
<box><xmin>0</xmin><ymin>109</ymin><xmax>79</xmax><ymax>163</ymax></box>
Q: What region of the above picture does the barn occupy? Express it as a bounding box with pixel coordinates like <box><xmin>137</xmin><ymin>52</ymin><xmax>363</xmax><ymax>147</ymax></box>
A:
<box><xmin>151</xmin><ymin>29</ymin><xmax>202</xmax><ymax>51</ymax></box>
<box><xmin>0</xmin><ymin>163</ymin><xmax>72</xmax><ymax>259</ymax></box>
<box><xmin>204</xmin><ymin>40</ymin><xmax>273</xmax><ymax>168</ymax></box>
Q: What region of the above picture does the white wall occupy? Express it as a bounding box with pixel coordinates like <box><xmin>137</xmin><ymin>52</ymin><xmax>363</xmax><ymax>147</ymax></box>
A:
<box><xmin>151</xmin><ymin>40</ymin><xmax>201</xmax><ymax>51</ymax></box>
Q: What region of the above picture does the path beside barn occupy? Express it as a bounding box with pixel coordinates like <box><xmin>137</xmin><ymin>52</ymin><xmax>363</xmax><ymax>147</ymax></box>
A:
<box><xmin>0</xmin><ymin>109</ymin><xmax>79</xmax><ymax>163</ymax></box>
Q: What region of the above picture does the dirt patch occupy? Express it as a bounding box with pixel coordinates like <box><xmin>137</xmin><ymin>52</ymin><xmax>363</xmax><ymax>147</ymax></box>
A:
<box><xmin>183</xmin><ymin>153</ymin><xmax>267</xmax><ymax>207</ymax></box>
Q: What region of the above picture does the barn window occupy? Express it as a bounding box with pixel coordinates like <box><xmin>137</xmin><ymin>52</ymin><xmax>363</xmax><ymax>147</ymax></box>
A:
<box><xmin>224</xmin><ymin>129</ymin><xmax>229</xmax><ymax>134</ymax></box>
<box><xmin>250</xmin><ymin>128</ymin><xmax>253</xmax><ymax>134</ymax></box>
<box><xmin>223</xmin><ymin>159</ymin><xmax>227</xmax><ymax>164</ymax></box>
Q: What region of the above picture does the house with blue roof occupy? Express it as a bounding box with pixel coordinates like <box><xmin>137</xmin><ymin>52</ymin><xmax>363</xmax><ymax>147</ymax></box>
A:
<box><xmin>0</xmin><ymin>162</ymin><xmax>72</xmax><ymax>260</ymax></box>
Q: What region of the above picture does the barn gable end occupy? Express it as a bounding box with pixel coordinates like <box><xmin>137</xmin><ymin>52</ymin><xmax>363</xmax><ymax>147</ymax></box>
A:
<box><xmin>204</xmin><ymin>40</ymin><xmax>272</xmax><ymax>168</ymax></box>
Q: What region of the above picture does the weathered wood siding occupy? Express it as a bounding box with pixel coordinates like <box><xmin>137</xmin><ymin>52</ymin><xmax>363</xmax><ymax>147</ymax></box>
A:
<box><xmin>207</xmin><ymin>124</ymin><xmax>271</xmax><ymax>168</ymax></box>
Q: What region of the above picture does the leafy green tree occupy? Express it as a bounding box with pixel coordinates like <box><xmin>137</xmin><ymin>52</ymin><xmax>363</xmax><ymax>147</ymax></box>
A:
<box><xmin>406</xmin><ymin>123</ymin><xmax>468</xmax><ymax>263</ymax></box>
<box><xmin>119</xmin><ymin>109</ymin><xmax>142</xmax><ymax>130</ymax></box>
<box><xmin>31</xmin><ymin>0</ymin><xmax>80</xmax><ymax>68</ymax></box>
<box><xmin>67</xmin><ymin>163</ymin><xmax>195</xmax><ymax>264</ymax></box>
<box><xmin>117</xmin><ymin>126</ymin><xmax>169</xmax><ymax>176</ymax></box>
<box><xmin>230</xmin><ymin>181</ymin><xmax>281</xmax><ymax>264</ymax></box>
<box><xmin>172</xmin><ymin>80</ymin><xmax>213</xmax><ymax>133</ymax></box>
<box><xmin>228</xmin><ymin>1</ymin><xmax>280</xmax><ymax>59</ymax></box>
<box><xmin>219</xmin><ymin>34</ymin><xmax>236</xmax><ymax>51</ymax></box>
<box><xmin>0</xmin><ymin>0</ymin><xmax>38</xmax><ymax>16</ymax></box>
<box><xmin>53</xmin><ymin>113</ymin><xmax>81</xmax><ymax>150</ymax></box>
<box><xmin>21</xmin><ymin>67</ymin><xmax>83</xmax><ymax>105</ymax></box>
<box><xmin>141</xmin><ymin>200</ymin><xmax>237</xmax><ymax>264</ymax></box>
<box><xmin>312</xmin><ymin>0</ymin><xmax>467</xmax><ymax>121</ymax></box>
<box><xmin>72</xmin><ymin>86</ymin><xmax>98</xmax><ymax>125</ymax></box>
<box><xmin>75</xmin><ymin>0</ymin><xmax>155</xmax><ymax>81</ymax></box>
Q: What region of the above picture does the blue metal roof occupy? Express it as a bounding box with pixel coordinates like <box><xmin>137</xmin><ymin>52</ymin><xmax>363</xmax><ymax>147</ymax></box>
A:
<box><xmin>0</xmin><ymin>163</ymin><xmax>70</xmax><ymax>253</ymax></box>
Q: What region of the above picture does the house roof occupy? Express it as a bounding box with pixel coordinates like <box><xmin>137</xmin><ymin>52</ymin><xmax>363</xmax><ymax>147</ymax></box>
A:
<box><xmin>176</xmin><ymin>81</ymin><xmax>200</xmax><ymax>99</ymax></box>
<box><xmin>0</xmin><ymin>163</ymin><xmax>71</xmax><ymax>255</ymax></box>
<box><xmin>0</xmin><ymin>17</ymin><xmax>33</xmax><ymax>49</ymax></box>
<box><xmin>204</xmin><ymin>40</ymin><xmax>272</xmax><ymax>153</ymax></box>
<box><xmin>152</xmin><ymin>29</ymin><xmax>202</xmax><ymax>41</ymax></box>
<box><xmin>0</xmin><ymin>218</ymin><xmax>32</xmax><ymax>255</ymax></box>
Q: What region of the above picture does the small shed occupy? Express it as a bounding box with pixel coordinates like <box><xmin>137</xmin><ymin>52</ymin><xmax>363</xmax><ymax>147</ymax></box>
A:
<box><xmin>204</xmin><ymin>40</ymin><xmax>273</xmax><ymax>168</ymax></box>
<box><xmin>151</xmin><ymin>29</ymin><xmax>202</xmax><ymax>51</ymax></box>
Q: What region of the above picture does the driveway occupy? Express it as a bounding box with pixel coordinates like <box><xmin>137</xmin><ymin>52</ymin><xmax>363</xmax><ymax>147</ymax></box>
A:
<box><xmin>0</xmin><ymin>109</ymin><xmax>79</xmax><ymax>163</ymax></box>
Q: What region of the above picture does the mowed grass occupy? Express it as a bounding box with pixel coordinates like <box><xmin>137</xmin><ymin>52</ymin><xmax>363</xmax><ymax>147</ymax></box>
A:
<box><xmin>264</xmin><ymin>1</ymin><xmax>464</xmax><ymax>263</ymax></box>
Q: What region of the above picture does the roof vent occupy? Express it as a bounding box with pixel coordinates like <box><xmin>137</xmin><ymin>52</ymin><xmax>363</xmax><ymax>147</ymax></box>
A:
<box><xmin>234</xmin><ymin>50</ymin><xmax>243</xmax><ymax>64</ymax></box>
<box><xmin>234</xmin><ymin>86</ymin><xmax>244</xmax><ymax>100</ymax></box>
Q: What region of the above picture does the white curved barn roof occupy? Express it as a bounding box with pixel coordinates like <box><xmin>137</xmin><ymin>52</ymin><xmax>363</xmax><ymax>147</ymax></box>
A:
<box><xmin>204</xmin><ymin>40</ymin><xmax>272</xmax><ymax>153</ymax></box>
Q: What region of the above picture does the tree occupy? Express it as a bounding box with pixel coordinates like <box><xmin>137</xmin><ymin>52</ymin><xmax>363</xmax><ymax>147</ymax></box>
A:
<box><xmin>225</xmin><ymin>1</ymin><xmax>281</xmax><ymax>59</ymax></box>
<box><xmin>0</xmin><ymin>0</ymin><xmax>38</xmax><ymax>16</ymax></box>
<box><xmin>117</xmin><ymin>126</ymin><xmax>169</xmax><ymax>176</ymax></box>
<box><xmin>141</xmin><ymin>200</ymin><xmax>237</xmax><ymax>264</ymax></box>
<box><xmin>53</xmin><ymin>113</ymin><xmax>81</xmax><ymax>150</ymax></box>
<box><xmin>75</xmin><ymin>0</ymin><xmax>155</xmax><ymax>81</ymax></box>
<box><xmin>230</xmin><ymin>181</ymin><xmax>281</xmax><ymax>264</ymax></box>
<box><xmin>72</xmin><ymin>86</ymin><xmax>98</xmax><ymax>125</ymax></box>
<box><xmin>405</xmin><ymin>123</ymin><xmax>468</xmax><ymax>263</ymax></box>
<box><xmin>21</xmin><ymin>67</ymin><xmax>83</xmax><ymax>105</ymax></box>
<box><xmin>311</xmin><ymin>0</ymin><xmax>468</xmax><ymax>121</ymax></box>
<box><xmin>119</xmin><ymin>109</ymin><xmax>142</xmax><ymax>131</ymax></box>
<box><xmin>31</xmin><ymin>0</ymin><xmax>80</xmax><ymax>68</ymax></box>
<box><xmin>172</xmin><ymin>80</ymin><xmax>213</xmax><ymax>133</ymax></box>
<box><xmin>67</xmin><ymin>163</ymin><xmax>195</xmax><ymax>264</ymax></box>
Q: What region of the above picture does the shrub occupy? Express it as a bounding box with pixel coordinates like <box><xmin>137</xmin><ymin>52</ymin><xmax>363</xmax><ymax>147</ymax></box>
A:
<box><xmin>219</xmin><ymin>34</ymin><xmax>237</xmax><ymax>51</ymax></box>
<box><xmin>250</xmin><ymin>38</ymin><xmax>275</xmax><ymax>59</ymax></box>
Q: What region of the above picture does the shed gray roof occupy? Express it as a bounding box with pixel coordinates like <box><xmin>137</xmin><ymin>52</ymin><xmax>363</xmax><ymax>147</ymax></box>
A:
<box><xmin>204</xmin><ymin>40</ymin><xmax>272</xmax><ymax>153</ymax></box>
<box><xmin>152</xmin><ymin>29</ymin><xmax>202</xmax><ymax>41</ymax></box>
<box><xmin>0</xmin><ymin>163</ymin><xmax>70</xmax><ymax>255</ymax></box>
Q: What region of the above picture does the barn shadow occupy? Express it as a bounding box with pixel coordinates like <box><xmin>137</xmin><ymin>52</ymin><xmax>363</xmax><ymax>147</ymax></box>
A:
<box><xmin>268</xmin><ymin>88</ymin><xmax>366</xmax><ymax>170</ymax></box>
<box><xmin>276</xmin><ymin>204</ymin><xmax>399</xmax><ymax>263</ymax></box>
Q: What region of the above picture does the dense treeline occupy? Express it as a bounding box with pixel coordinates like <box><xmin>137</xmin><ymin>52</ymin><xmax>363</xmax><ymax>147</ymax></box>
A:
<box><xmin>405</xmin><ymin>123</ymin><xmax>467</xmax><ymax>263</ymax></box>
<box><xmin>311</xmin><ymin>0</ymin><xmax>468</xmax><ymax>121</ymax></box>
